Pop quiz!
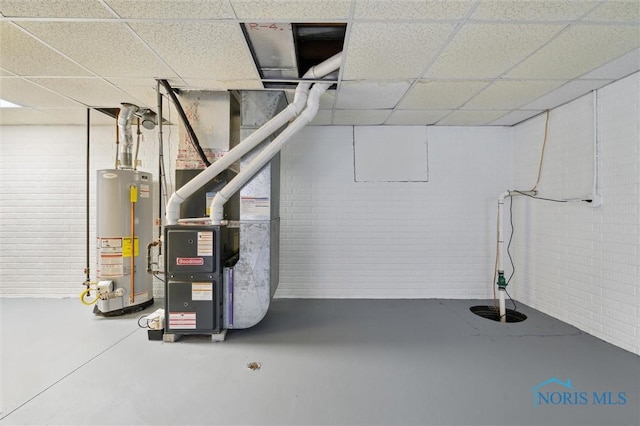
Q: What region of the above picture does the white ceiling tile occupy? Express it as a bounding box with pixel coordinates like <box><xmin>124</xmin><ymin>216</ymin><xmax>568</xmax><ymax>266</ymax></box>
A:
<box><xmin>28</xmin><ymin>78</ymin><xmax>145</xmax><ymax>107</ymax></box>
<box><xmin>183</xmin><ymin>79</ymin><xmax>264</xmax><ymax>91</ymax></box>
<box><xmin>308</xmin><ymin>109</ymin><xmax>333</xmax><ymax>125</ymax></box>
<box><xmin>425</xmin><ymin>23</ymin><xmax>563</xmax><ymax>79</ymax></box>
<box><xmin>580</xmin><ymin>47</ymin><xmax>640</xmax><ymax>80</ymax></box>
<box><xmin>521</xmin><ymin>79</ymin><xmax>613</xmax><ymax>110</ymax></box>
<box><xmin>230</xmin><ymin>0</ymin><xmax>351</xmax><ymax>20</ymax></box>
<box><xmin>465</xmin><ymin>80</ymin><xmax>562</xmax><ymax>109</ymax></box>
<box><xmin>130</xmin><ymin>22</ymin><xmax>259</xmax><ymax>80</ymax></box>
<box><xmin>437</xmin><ymin>109</ymin><xmax>507</xmax><ymax>125</ymax></box>
<box><xmin>105</xmin><ymin>0</ymin><xmax>234</xmax><ymax>19</ymax></box>
<box><xmin>343</xmin><ymin>22</ymin><xmax>454</xmax><ymax>79</ymax></box>
<box><xmin>17</xmin><ymin>22</ymin><xmax>177</xmax><ymax>79</ymax></box>
<box><xmin>336</xmin><ymin>81</ymin><xmax>411</xmax><ymax>109</ymax></box>
<box><xmin>0</xmin><ymin>107</ymin><xmax>72</xmax><ymax>125</ymax></box>
<box><xmin>38</xmin><ymin>108</ymin><xmax>114</xmax><ymax>125</ymax></box>
<box><xmin>472</xmin><ymin>0</ymin><xmax>599</xmax><ymax>21</ymax></box>
<box><xmin>0</xmin><ymin>23</ymin><xmax>91</xmax><ymax>76</ymax></box>
<box><xmin>354</xmin><ymin>0</ymin><xmax>474</xmax><ymax>20</ymax></box>
<box><xmin>105</xmin><ymin>78</ymin><xmax>164</xmax><ymax>109</ymax></box>
<box><xmin>398</xmin><ymin>80</ymin><xmax>489</xmax><ymax>109</ymax></box>
<box><xmin>489</xmin><ymin>110</ymin><xmax>544</xmax><ymax>126</ymax></box>
<box><xmin>583</xmin><ymin>0</ymin><xmax>640</xmax><ymax>22</ymax></box>
<box><xmin>333</xmin><ymin>109</ymin><xmax>391</xmax><ymax>125</ymax></box>
<box><xmin>507</xmin><ymin>25</ymin><xmax>640</xmax><ymax>79</ymax></box>
<box><xmin>0</xmin><ymin>0</ymin><xmax>113</xmax><ymax>18</ymax></box>
<box><xmin>0</xmin><ymin>77</ymin><xmax>83</xmax><ymax>107</ymax></box>
<box><xmin>385</xmin><ymin>110</ymin><xmax>450</xmax><ymax>125</ymax></box>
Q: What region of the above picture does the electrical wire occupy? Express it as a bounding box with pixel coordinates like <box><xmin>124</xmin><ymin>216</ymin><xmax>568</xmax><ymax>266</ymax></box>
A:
<box><xmin>153</xmin><ymin>272</ymin><xmax>165</xmax><ymax>283</ymax></box>
<box><xmin>138</xmin><ymin>315</ymin><xmax>149</xmax><ymax>328</ymax></box>
<box><xmin>530</xmin><ymin>109</ymin><xmax>550</xmax><ymax>192</ymax></box>
<box><xmin>504</xmin><ymin>287</ymin><xmax>517</xmax><ymax>312</ymax></box>
<box><xmin>511</xmin><ymin>190</ymin><xmax>568</xmax><ymax>203</ymax></box>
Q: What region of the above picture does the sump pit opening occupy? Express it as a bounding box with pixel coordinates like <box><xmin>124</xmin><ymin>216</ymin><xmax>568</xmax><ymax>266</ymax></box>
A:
<box><xmin>470</xmin><ymin>305</ymin><xmax>527</xmax><ymax>323</ymax></box>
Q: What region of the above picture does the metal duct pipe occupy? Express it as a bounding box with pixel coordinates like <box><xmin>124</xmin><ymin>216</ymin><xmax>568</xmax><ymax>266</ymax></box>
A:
<box><xmin>118</xmin><ymin>103</ymin><xmax>139</xmax><ymax>169</ymax></box>
<box><xmin>165</xmin><ymin>52</ymin><xmax>343</xmax><ymax>225</ymax></box>
<box><xmin>210</xmin><ymin>81</ymin><xmax>332</xmax><ymax>224</ymax></box>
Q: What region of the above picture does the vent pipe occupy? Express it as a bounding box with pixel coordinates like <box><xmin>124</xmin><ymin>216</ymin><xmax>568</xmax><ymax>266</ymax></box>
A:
<box><xmin>210</xmin><ymin>81</ymin><xmax>332</xmax><ymax>224</ymax></box>
<box><xmin>165</xmin><ymin>52</ymin><xmax>342</xmax><ymax>225</ymax></box>
<box><xmin>118</xmin><ymin>103</ymin><xmax>139</xmax><ymax>169</ymax></box>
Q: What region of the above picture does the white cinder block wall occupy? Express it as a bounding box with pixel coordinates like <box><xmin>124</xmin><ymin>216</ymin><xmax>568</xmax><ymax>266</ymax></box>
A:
<box><xmin>511</xmin><ymin>72</ymin><xmax>640</xmax><ymax>355</ymax></box>
<box><xmin>0</xmin><ymin>121</ymin><xmax>178</xmax><ymax>298</ymax></box>
<box><xmin>278</xmin><ymin>125</ymin><xmax>512</xmax><ymax>298</ymax></box>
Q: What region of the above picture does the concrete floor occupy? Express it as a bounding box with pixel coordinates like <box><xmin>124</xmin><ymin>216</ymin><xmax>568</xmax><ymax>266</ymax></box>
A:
<box><xmin>0</xmin><ymin>298</ymin><xmax>638</xmax><ymax>426</ymax></box>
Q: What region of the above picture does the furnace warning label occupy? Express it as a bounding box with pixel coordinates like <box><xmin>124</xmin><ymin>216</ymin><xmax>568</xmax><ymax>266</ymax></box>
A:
<box><xmin>192</xmin><ymin>282</ymin><xmax>213</xmax><ymax>301</ymax></box>
<box><xmin>169</xmin><ymin>312</ymin><xmax>196</xmax><ymax>329</ymax></box>
<box><xmin>197</xmin><ymin>232</ymin><xmax>213</xmax><ymax>256</ymax></box>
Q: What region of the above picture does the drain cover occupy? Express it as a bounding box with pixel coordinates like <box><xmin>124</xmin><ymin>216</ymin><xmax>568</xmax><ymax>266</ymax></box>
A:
<box><xmin>470</xmin><ymin>305</ymin><xmax>527</xmax><ymax>323</ymax></box>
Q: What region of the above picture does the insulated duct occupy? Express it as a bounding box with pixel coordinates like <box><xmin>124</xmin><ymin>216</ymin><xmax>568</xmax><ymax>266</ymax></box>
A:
<box><xmin>117</xmin><ymin>103</ymin><xmax>139</xmax><ymax>169</ymax></box>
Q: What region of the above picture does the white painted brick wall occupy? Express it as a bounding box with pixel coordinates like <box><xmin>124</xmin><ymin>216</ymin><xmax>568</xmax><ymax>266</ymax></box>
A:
<box><xmin>511</xmin><ymin>72</ymin><xmax>640</xmax><ymax>355</ymax></box>
<box><xmin>0</xmin><ymin>120</ymin><xmax>178</xmax><ymax>298</ymax></box>
<box><xmin>278</xmin><ymin>125</ymin><xmax>513</xmax><ymax>298</ymax></box>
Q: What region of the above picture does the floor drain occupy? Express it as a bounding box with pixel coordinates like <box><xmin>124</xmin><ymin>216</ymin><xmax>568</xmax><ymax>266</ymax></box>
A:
<box><xmin>470</xmin><ymin>305</ymin><xmax>527</xmax><ymax>323</ymax></box>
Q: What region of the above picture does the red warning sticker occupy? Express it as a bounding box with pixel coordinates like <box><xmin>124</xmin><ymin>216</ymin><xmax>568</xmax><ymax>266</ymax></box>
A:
<box><xmin>169</xmin><ymin>312</ymin><xmax>196</xmax><ymax>329</ymax></box>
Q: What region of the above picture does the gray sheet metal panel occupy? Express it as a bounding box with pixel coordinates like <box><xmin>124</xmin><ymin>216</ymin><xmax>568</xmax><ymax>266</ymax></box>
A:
<box><xmin>231</xmin><ymin>91</ymin><xmax>286</xmax><ymax>328</ymax></box>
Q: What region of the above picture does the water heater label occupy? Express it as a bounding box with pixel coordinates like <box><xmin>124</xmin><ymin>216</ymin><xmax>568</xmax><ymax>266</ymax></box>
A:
<box><xmin>139</xmin><ymin>184</ymin><xmax>150</xmax><ymax>198</ymax></box>
<box><xmin>177</xmin><ymin>257</ymin><xmax>204</xmax><ymax>266</ymax></box>
<box><xmin>122</xmin><ymin>237</ymin><xmax>139</xmax><ymax>257</ymax></box>
<box><xmin>192</xmin><ymin>283</ymin><xmax>213</xmax><ymax>301</ymax></box>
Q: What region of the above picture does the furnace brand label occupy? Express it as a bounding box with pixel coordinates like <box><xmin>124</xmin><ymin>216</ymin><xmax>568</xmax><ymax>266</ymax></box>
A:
<box><xmin>169</xmin><ymin>312</ymin><xmax>196</xmax><ymax>329</ymax></box>
<box><xmin>177</xmin><ymin>257</ymin><xmax>204</xmax><ymax>266</ymax></box>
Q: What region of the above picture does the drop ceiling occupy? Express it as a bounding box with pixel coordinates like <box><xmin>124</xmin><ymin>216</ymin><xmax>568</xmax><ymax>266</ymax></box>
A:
<box><xmin>0</xmin><ymin>0</ymin><xmax>638</xmax><ymax>126</ymax></box>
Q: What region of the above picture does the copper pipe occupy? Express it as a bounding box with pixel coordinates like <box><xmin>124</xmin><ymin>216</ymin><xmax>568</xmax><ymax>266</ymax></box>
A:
<box><xmin>130</xmin><ymin>186</ymin><xmax>136</xmax><ymax>304</ymax></box>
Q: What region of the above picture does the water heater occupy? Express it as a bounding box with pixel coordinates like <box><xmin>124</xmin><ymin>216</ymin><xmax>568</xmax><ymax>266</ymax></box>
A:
<box><xmin>94</xmin><ymin>169</ymin><xmax>154</xmax><ymax>315</ymax></box>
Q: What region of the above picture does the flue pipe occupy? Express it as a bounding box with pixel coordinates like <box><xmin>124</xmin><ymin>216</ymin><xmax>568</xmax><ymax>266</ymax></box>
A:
<box><xmin>165</xmin><ymin>52</ymin><xmax>342</xmax><ymax>225</ymax></box>
<box><xmin>209</xmin><ymin>82</ymin><xmax>332</xmax><ymax>224</ymax></box>
<box><xmin>118</xmin><ymin>103</ymin><xmax>139</xmax><ymax>169</ymax></box>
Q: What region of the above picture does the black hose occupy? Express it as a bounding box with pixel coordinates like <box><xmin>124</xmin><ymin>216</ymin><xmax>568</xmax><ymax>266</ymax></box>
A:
<box><xmin>157</xmin><ymin>80</ymin><xmax>163</xmax><ymax>254</ymax></box>
<box><xmin>85</xmin><ymin>108</ymin><xmax>90</xmax><ymax>285</ymax></box>
<box><xmin>158</xmin><ymin>79</ymin><xmax>211</xmax><ymax>167</ymax></box>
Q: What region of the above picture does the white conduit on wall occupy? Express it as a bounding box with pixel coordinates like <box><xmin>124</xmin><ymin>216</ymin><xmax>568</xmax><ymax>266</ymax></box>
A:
<box><xmin>165</xmin><ymin>52</ymin><xmax>342</xmax><ymax>225</ymax></box>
